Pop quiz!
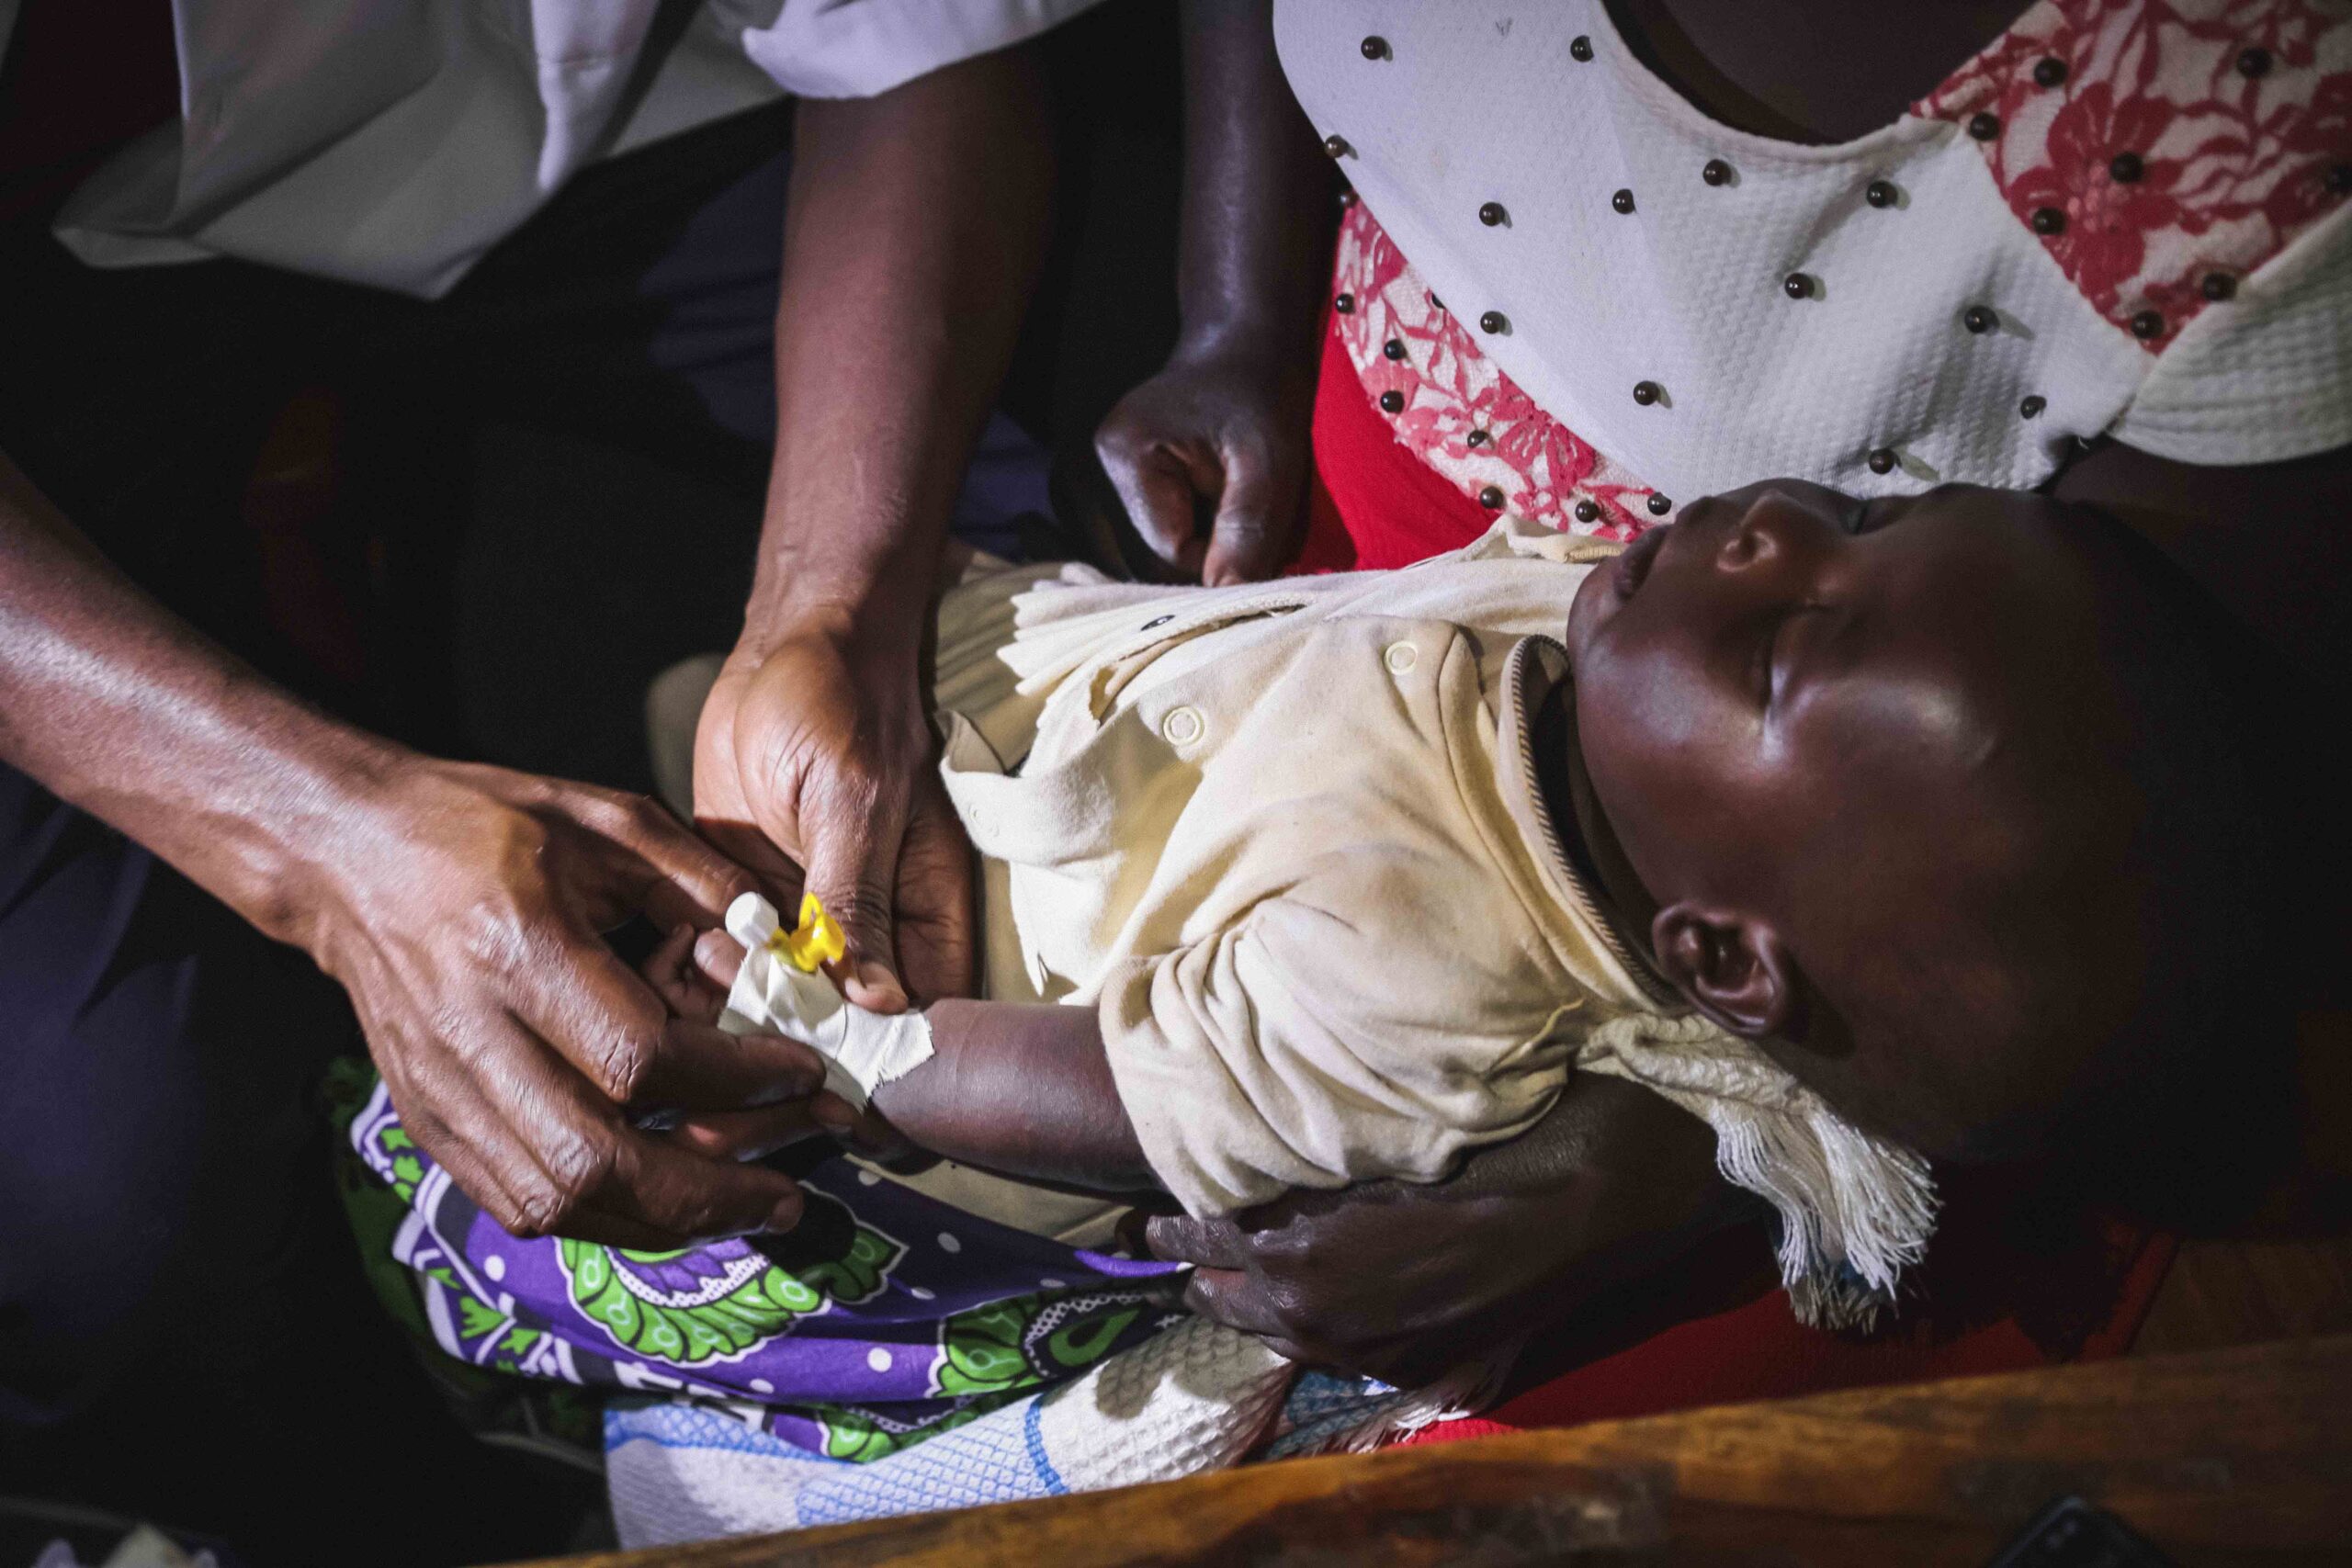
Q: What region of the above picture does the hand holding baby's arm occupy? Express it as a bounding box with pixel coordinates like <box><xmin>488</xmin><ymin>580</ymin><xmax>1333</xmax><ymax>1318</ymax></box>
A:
<box><xmin>639</xmin><ymin>917</ymin><xmax>910</xmax><ymax>1166</ymax></box>
<box><xmin>645</xmin><ymin>897</ymin><xmax>1156</xmax><ymax>1195</ymax></box>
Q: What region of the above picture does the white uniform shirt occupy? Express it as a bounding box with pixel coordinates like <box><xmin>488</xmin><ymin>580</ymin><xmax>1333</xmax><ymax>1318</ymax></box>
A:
<box><xmin>40</xmin><ymin>0</ymin><xmax>1103</xmax><ymax>298</ymax></box>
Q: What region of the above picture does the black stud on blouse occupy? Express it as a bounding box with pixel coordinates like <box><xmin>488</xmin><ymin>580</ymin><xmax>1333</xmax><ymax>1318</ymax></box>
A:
<box><xmin>1479</xmin><ymin>310</ymin><xmax>1509</xmax><ymax>334</ymax></box>
<box><xmin>1702</xmin><ymin>158</ymin><xmax>1733</xmax><ymax>186</ymax></box>
<box><xmin>1574</xmin><ymin>499</ymin><xmax>1600</xmax><ymax>524</ymax></box>
<box><xmin>1478</xmin><ymin>485</ymin><xmax>1506</xmax><ymax>511</ymax></box>
<box><xmin>1478</xmin><ymin>201</ymin><xmax>1508</xmax><ymax>227</ymax></box>
<box><xmin>1646</xmin><ymin>493</ymin><xmax>1673</xmax><ymax>516</ymax></box>
<box><xmin>1570</xmin><ymin>35</ymin><xmax>1594</xmax><ymax>62</ymax></box>
<box><xmin>1383</xmin><ymin>338</ymin><xmax>1407</xmax><ymax>361</ymax></box>
<box><xmin>2031</xmin><ymin>206</ymin><xmax>2066</xmax><ymax>234</ymax></box>
<box><xmin>1612</xmin><ymin>187</ymin><xmax>1636</xmax><ymax>214</ymax></box>
<box><xmin>1323</xmin><ymin>134</ymin><xmax>1351</xmax><ymax>159</ymax></box>
<box><xmin>1633</xmin><ymin>380</ymin><xmax>1662</xmax><ymax>406</ymax></box>
<box><xmin>2201</xmin><ymin>271</ymin><xmax>2237</xmax><ymax>301</ymax></box>
<box><xmin>1963</xmin><ymin>305</ymin><xmax>1997</xmax><ymax>334</ymax></box>
<box><xmin>2131</xmin><ymin>310</ymin><xmax>2165</xmax><ymax>339</ymax></box>
<box><xmin>1969</xmin><ymin>111</ymin><xmax>2001</xmax><ymax>141</ymax></box>
<box><xmin>1378</xmin><ymin>389</ymin><xmax>1405</xmax><ymax>414</ymax></box>
<box><xmin>2109</xmin><ymin>150</ymin><xmax>2144</xmax><ymax>183</ymax></box>
<box><xmin>1338</xmin><ymin>186</ymin><xmax>1357</xmax><ymax>209</ymax></box>
<box><xmin>1866</xmin><ymin>179</ymin><xmax>1898</xmax><ymax>209</ymax></box>
<box><xmin>1465</xmin><ymin>428</ymin><xmax>1491</xmax><ymax>447</ymax></box>
<box><xmin>1429</xmin><ymin>292</ymin><xmax>1444</xmax><ymax>311</ymax></box>
<box><xmin>1334</xmin><ymin>291</ymin><xmax>1354</xmax><ymax>313</ymax></box>
<box><xmin>2033</xmin><ymin>57</ymin><xmax>2067</xmax><ymax>87</ymax></box>
<box><xmin>1782</xmin><ymin>272</ymin><xmax>1812</xmax><ymax>299</ymax></box>
<box><xmin>1867</xmin><ymin>447</ymin><xmax>1898</xmax><ymax>475</ymax></box>
<box><xmin>1360</xmin><ymin>35</ymin><xmax>1388</xmax><ymax>61</ymax></box>
<box><xmin>2237</xmin><ymin>46</ymin><xmax>2272</xmax><ymax>78</ymax></box>
<box><xmin>2019</xmin><ymin>394</ymin><xmax>2047</xmax><ymax>419</ymax></box>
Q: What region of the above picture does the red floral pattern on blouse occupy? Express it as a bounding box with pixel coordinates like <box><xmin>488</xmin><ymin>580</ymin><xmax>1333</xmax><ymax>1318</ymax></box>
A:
<box><xmin>1330</xmin><ymin>201</ymin><xmax>1665</xmax><ymax>539</ymax></box>
<box><xmin>1917</xmin><ymin>0</ymin><xmax>2352</xmax><ymax>347</ymax></box>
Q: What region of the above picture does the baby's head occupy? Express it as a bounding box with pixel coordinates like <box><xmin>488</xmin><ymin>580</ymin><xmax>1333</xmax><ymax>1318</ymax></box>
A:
<box><xmin>1563</xmin><ymin>479</ymin><xmax>2278</xmax><ymax>1168</ymax></box>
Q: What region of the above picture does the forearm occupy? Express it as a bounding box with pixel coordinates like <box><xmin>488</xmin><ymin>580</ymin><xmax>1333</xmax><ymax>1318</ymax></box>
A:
<box><xmin>0</xmin><ymin>454</ymin><xmax>397</xmax><ymax>947</ymax></box>
<box><xmin>747</xmin><ymin>46</ymin><xmax>1054</xmax><ymax>655</ymax></box>
<box><xmin>1171</xmin><ymin>0</ymin><xmax>1332</xmax><ymax>355</ymax></box>
<box><xmin>869</xmin><ymin>998</ymin><xmax>1155</xmax><ymax>1192</ymax></box>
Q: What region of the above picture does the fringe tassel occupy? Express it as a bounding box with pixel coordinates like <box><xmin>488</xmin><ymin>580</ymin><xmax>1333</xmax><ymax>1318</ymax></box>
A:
<box><xmin>1577</xmin><ymin>1013</ymin><xmax>1939</xmax><ymax>1328</ymax></box>
<box><xmin>1284</xmin><ymin>1337</ymin><xmax>1529</xmax><ymax>1458</ymax></box>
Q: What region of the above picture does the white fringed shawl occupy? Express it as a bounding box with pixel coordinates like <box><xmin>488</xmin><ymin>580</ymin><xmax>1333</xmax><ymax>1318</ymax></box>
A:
<box><xmin>1577</xmin><ymin>1010</ymin><xmax>1939</xmax><ymax>1327</ymax></box>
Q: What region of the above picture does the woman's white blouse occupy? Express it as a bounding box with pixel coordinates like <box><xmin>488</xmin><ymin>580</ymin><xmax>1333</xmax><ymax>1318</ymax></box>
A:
<box><xmin>1275</xmin><ymin>0</ymin><xmax>2352</xmax><ymax>513</ymax></box>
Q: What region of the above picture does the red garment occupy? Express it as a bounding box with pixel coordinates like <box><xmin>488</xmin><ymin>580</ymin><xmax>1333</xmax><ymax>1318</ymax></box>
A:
<box><xmin>1295</xmin><ymin>303</ymin><xmax>1495</xmax><ymax>574</ymax></box>
<box><xmin>1403</xmin><ymin>1231</ymin><xmax>2175</xmax><ymax>1448</ymax></box>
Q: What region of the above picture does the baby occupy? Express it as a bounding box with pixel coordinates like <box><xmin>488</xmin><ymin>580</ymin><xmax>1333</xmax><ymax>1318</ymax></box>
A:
<box><xmin>646</xmin><ymin>477</ymin><xmax>2272</xmax><ymax>1269</ymax></box>
<box><xmin>345</xmin><ymin>477</ymin><xmax>2273</xmax><ymax>1486</ymax></box>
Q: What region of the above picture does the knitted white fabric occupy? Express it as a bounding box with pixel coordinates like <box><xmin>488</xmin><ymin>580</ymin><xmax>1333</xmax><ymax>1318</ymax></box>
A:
<box><xmin>605</xmin><ymin>1316</ymin><xmax>1295</xmax><ymax>1545</ymax></box>
<box><xmin>1030</xmin><ymin>1316</ymin><xmax>1295</xmax><ymax>1490</ymax></box>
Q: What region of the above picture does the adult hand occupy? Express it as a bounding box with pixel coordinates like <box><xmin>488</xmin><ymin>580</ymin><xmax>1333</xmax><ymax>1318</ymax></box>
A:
<box><xmin>1144</xmin><ymin>1075</ymin><xmax>1758</xmax><ymax>1383</ymax></box>
<box><xmin>691</xmin><ymin>614</ymin><xmax>976</xmax><ymax>1011</ymax></box>
<box><xmin>1093</xmin><ymin>343</ymin><xmax>1315</xmax><ymax>586</ymax></box>
<box><xmin>638</xmin><ymin>919</ymin><xmax>920</xmax><ymax>1169</ymax></box>
<box><xmin>302</xmin><ymin>758</ymin><xmax>831</xmax><ymax>1250</ymax></box>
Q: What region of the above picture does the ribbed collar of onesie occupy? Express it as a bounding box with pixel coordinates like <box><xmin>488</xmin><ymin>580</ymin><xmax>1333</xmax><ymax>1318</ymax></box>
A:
<box><xmin>1491</xmin><ymin>637</ymin><xmax>1683</xmax><ymax>1010</ymax></box>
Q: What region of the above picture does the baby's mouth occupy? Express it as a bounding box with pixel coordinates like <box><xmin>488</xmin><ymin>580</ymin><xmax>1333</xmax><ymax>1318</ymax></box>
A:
<box><xmin>1566</xmin><ymin>519</ymin><xmax>1671</xmax><ymax>667</ymax></box>
<box><xmin>1613</xmin><ymin>524</ymin><xmax>1670</xmax><ymax>603</ymax></box>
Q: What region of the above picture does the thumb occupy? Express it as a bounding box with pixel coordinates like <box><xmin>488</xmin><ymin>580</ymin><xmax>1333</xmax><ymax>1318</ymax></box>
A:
<box><xmin>1202</xmin><ymin>445</ymin><xmax>1303</xmax><ymax>588</ymax></box>
<box><xmin>797</xmin><ymin>777</ymin><xmax>911</xmax><ymax>1014</ymax></box>
<box><xmin>1097</xmin><ymin>431</ymin><xmax>1211</xmax><ymax>580</ymax></box>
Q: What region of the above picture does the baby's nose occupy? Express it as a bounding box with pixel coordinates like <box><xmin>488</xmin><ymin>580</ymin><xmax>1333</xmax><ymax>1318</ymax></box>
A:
<box><xmin>1715</xmin><ymin>486</ymin><xmax>1837</xmax><ymax>574</ymax></box>
<box><xmin>1716</xmin><ymin>507</ymin><xmax>1784</xmax><ymax>571</ymax></box>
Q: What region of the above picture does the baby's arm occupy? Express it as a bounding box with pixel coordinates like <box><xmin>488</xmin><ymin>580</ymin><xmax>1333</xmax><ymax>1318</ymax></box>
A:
<box><xmin>876</xmin><ymin>997</ymin><xmax>1154</xmax><ymax>1193</ymax></box>
<box><xmin>651</xmin><ymin>925</ymin><xmax>1154</xmax><ymax>1195</ymax></box>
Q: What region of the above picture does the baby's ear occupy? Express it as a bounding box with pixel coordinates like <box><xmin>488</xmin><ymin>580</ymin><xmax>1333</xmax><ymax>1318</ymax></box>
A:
<box><xmin>1649</xmin><ymin>902</ymin><xmax>1801</xmax><ymax>1040</ymax></box>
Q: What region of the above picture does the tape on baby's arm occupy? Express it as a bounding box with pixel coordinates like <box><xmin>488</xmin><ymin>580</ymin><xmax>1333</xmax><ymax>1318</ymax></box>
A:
<box><xmin>719</xmin><ymin>892</ymin><xmax>933</xmax><ymax>1110</ymax></box>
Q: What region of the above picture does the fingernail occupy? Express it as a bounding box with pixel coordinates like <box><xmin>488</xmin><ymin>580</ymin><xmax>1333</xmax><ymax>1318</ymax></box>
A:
<box><xmin>767</xmin><ymin>1190</ymin><xmax>805</xmax><ymax>1231</ymax></box>
<box><xmin>854</xmin><ymin>960</ymin><xmax>908</xmax><ymax>1012</ymax></box>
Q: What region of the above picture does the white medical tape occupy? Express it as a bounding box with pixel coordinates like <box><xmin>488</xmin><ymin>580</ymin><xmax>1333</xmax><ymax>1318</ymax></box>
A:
<box><xmin>717</xmin><ymin>893</ymin><xmax>933</xmax><ymax>1110</ymax></box>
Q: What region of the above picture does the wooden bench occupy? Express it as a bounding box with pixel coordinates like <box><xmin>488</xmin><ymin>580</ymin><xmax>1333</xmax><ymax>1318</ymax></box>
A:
<box><xmin>523</xmin><ymin>1332</ymin><xmax>2352</xmax><ymax>1567</ymax></box>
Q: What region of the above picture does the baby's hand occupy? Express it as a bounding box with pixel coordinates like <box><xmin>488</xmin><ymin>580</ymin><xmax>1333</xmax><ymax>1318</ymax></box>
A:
<box><xmin>639</xmin><ymin>922</ymin><xmax>910</xmax><ymax>1166</ymax></box>
<box><xmin>640</xmin><ymin>920</ymin><xmax>750</xmax><ymax>1025</ymax></box>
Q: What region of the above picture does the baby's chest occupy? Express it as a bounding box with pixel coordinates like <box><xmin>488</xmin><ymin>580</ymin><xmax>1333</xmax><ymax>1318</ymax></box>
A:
<box><xmin>976</xmin><ymin>616</ymin><xmax>1505</xmax><ymax>979</ymax></box>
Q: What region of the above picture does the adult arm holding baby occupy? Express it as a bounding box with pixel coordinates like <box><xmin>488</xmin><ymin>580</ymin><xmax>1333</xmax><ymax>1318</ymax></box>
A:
<box><xmin>690</xmin><ymin>47</ymin><xmax>1055</xmax><ymax>1013</ymax></box>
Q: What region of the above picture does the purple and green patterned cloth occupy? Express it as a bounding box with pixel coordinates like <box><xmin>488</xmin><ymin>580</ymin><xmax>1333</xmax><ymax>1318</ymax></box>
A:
<box><xmin>339</xmin><ymin>1074</ymin><xmax>1187</xmax><ymax>1464</ymax></box>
